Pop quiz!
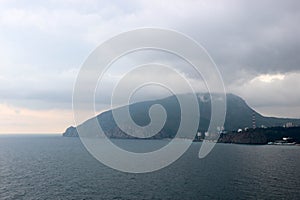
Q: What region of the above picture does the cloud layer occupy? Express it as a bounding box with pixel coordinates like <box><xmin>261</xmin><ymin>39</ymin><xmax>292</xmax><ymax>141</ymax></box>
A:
<box><xmin>0</xmin><ymin>0</ymin><xmax>299</xmax><ymax>132</ymax></box>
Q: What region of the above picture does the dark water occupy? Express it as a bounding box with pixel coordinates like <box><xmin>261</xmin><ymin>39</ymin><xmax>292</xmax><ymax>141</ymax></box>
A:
<box><xmin>0</xmin><ymin>135</ymin><xmax>299</xmax><ymax>200</ymax></box>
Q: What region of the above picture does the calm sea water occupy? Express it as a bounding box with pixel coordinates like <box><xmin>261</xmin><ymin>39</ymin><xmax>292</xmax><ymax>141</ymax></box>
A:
<box><xmin>0</xmin><ymin>135</ymin><xmax>299</xmax><ymax>200</ymax></box>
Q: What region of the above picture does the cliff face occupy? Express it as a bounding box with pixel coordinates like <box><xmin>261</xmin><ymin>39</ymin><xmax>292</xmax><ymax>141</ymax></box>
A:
<box><xmin>218</xmin><ymin>132</ymin><xmax>267</xmax><ymax>144</ymax></box>
<box><xmin>217</xmin><ymin>127</ymin><xmax>300</xmax><ymax>144</ymax></box>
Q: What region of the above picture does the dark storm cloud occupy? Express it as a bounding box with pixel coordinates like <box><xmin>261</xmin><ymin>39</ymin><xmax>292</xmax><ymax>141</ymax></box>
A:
<box><xmin>181</xmin><ymin>0</ymin><xmax>300</xmax><ymax>80</ymax></box>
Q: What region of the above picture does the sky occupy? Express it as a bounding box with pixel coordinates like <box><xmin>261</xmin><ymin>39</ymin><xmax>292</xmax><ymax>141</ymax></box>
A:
<box><xmin>0</xmin><ymin>0</ymin><xmax>299</xmax><ymax>133</ymax></box>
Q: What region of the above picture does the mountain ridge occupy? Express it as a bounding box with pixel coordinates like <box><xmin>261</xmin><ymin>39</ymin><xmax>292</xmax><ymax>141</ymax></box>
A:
<box><xmin>63</xmin><ymin>93</ymin><xmax>300</xmax><ymax>140</ymax></box>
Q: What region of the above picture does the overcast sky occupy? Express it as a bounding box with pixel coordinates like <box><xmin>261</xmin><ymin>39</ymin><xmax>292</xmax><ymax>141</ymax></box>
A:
<box><xmin>0</xmin><ymin>0</ymin><xmax>299</xmax><ymax>133</ymax></box>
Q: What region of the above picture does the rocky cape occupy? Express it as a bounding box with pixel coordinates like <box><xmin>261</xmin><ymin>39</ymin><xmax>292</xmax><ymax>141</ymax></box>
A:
<box><xmin>218</xmin><ymin>126</ymin><xmax>300</xmax><ymax>144</ymax></box>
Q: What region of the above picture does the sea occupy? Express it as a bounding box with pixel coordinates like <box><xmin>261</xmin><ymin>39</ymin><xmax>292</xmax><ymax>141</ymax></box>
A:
<box><xmin>0</xmin><ymin>135</ymin><xmax>299</xmax><ymax>200</ymax></box>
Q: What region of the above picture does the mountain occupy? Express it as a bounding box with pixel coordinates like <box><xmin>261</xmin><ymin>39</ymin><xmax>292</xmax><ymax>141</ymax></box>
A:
<box><xmin>63</xmin><ymin>93</ymin><xmax>300</xmax><ymax>139</ymax></box>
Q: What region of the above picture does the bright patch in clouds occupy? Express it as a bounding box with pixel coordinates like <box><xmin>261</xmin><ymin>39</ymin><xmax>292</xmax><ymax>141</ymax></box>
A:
<box><xmin>229</xmin><ymin>72</ymin><xmax>300</xmax><ymax>118</ymax></box>
<box><xmin>256</xmin><ymin>74</ymin><xmax>285</xmax><ymax>83</ymax></box>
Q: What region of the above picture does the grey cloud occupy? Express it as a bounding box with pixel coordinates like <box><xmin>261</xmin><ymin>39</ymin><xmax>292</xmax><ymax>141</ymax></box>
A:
<box><xmin>0</xmin><ymin>0</ymin><xmax>299</xmax><ymax>118</ymax></box>
<box><xmin>169</xmin><ymin>0</ymin><xmax>300</xmax><ymax>82</ymax></box>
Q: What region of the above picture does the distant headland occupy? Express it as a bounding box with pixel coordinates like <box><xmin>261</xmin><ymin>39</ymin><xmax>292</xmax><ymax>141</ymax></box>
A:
<box><xmin>63</xmin><ymin>93</ymin><xmax>300</xmax><ymax>145</ymax></box>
